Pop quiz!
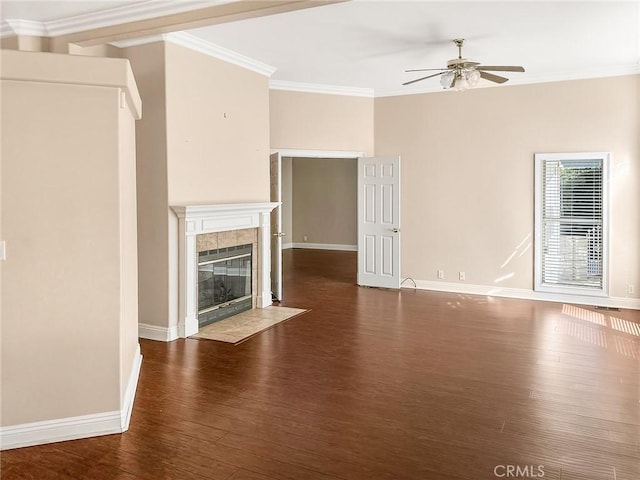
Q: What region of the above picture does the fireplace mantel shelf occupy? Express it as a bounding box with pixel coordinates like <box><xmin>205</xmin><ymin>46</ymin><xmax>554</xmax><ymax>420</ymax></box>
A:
<box><xmin>172</xmin><ymin>203</ymin><xmax>279</xmax><ymax>219</ymax></box>
<box><xmin>172</xmin><ymin>202</ymin><xmax>278</xmax><ymax>338</ymax></box>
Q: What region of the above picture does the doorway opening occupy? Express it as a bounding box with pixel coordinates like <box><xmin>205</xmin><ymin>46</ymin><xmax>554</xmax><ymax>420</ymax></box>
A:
<box><xmin>270</xmin><ymin>149</ymin><xmax>364</xmax><ymax>301</ymax></box>
<box><xmin>270</xmin><ymin>150</ymin><xmax>401</xmax><ymax>299</ymax></box>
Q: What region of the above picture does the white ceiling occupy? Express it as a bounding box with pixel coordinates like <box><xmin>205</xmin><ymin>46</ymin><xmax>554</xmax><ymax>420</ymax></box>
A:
<box><xmin>2</xmin><ymin>1</ymin><xmax>639</xmax><ymax>96</ymax></box>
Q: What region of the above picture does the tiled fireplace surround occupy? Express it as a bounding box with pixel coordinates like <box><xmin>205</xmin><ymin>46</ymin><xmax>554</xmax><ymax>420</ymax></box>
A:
<box><xmin>171</xmin><ymin>203</ymin><xmax>278</xmax><ymax>338</ymax></box>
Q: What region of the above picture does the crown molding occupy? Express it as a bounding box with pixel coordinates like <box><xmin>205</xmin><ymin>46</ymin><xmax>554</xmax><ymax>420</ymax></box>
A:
<box><xmin>111</xmin><ymin>31</ymin><xmax>277</xmax><ymax>77</ymax></box>
<box><xmin>0</xmin><ymin>1</ymin><xmax>229</xmax><ymax>38</ymax></box>
<box><xmin>503</xmin><ymin>64</ymin><xmax>640</xmax><ymax>88</ymax></box>
<box><xmin>109</xmin><ymin>34</ymin><xmax>167</xmax><ymax>49</ymax></box>
<box><xmin>2</xmin><ymin>19</ymin><xmax>47</xmax><ymax>37</ymax></box>
<box><xmin>269</xmin><ymin>80</ymin><xmax>374</xmax><ymax>98</ymax></box>
<box><xmin>0</xmin><ymin>21</ymin><xmax>15</xmax><ymax>37</ymax></box>
<box><xmin>173</xmin><ymin>32</ymin><xmax>278</xmax><ymax>77</ymax></box>
<box><xmin>47</xmin><ymin>0</ymin><xmax>229</xmax><ymax>37</ymax></box>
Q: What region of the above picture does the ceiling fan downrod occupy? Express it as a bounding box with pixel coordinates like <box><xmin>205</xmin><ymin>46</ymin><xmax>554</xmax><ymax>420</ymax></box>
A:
<box><xmin>454</xmin><ymin>38</ymin><xmax>465</xmax><ymax>59</ymax></box>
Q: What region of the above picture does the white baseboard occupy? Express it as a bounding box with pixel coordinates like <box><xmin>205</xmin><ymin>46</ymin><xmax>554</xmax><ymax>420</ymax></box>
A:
<box><xmin>0</xmin><ymin>411</ymin><xmax>122</xmax><ymax>451</ymax></box>
<box><xmin>403</xmin><ymin>279</ymin><xmax>640</xmax><ymax>310</ymax></box>
<box><xmin>121</xmin><ymin>345</ymin><xmax>142</xmax><ymax>431</ymax></box>
<box><xmin>138</xmin><ymin>322</ymin><xmax>179</xmax><ymax>342</ymax></box>
<box><xmin>291</xmin><ymin>242</ymin><xmax>357</xmax><ymax>252</ymax></box>
<box><xmin>282</xmin><ymin>242</ymin><xmax>293</xmax><ymax>250</ymax></box>
<box><xmin>0</xmin><ymin>347</ymin><xmax>143</xmax><ymax>450</ymax></box>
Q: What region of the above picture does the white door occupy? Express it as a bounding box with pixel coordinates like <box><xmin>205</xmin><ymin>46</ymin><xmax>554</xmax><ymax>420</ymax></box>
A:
<box><xmin>357</xmin><ymin>156</ymin><xmax>401</xmax><ymax>288</ymax></box>
<box><xmin>270</xmin><ymin>152</ymin><xmax>284</xmax><ymax>301</ymax></box>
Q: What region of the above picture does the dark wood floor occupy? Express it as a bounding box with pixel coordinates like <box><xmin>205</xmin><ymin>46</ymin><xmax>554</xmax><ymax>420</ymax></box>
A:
<box><xmin>2</xmin><ymin>249</ymin><xmax>639</xmax><ymax>479</ymax></box>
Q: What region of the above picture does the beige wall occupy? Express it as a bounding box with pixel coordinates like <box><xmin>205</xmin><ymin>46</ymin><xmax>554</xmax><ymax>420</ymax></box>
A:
<box><xmin>375</xmin><ymin>75</ymin><xmax>640</xmax><ymax>299</ymax></box>
<box><xmin>1</xmin><ymin>51</ymin><xmax>140</xmax><ymax>426</ymax></box>
<box><xmin>0</xmin><ymin>35</ymin><xmax>49</xmax><ymax>52</ymax></box>
<box><xmin>123</xmin><ymin>42</ymin><xmax>170</xmax><ymax>330</ymax></box>
<box><xmin>165</xmin><ymin>42</ymin><xmax>271</xmax><ymax>205</ymax></box>
<box><xmin>124</xmin><ymin>42</ymin><xmax>273</xmax><ymax>333</ymax></box>
<box><xmin>292</xmin><ymin>158</ymin><xmax>357</xmax><ymax>246</ymax></box>
<box><xmin>68</xmin><ymin>43</ymin><xmax>122</xmax><ymax>58</ymax></box>
<box><xmin>270</xmin><ymin>90</ymin><xmax>374</xmax><ymax>155</ymax></box>
<box><xmin>281</xmin><ymin>157</ymin><xmax>293</xmax><ymax>245</ymax></box>
<box><xmin>0</xmin><ymin>35</ymin><xmax>122</xmax><ymax>58</ymax></box>
<box><xmin>0</xmin><ymin>36</ymin><xmax>18</xmax><ymax>50</ymax></box>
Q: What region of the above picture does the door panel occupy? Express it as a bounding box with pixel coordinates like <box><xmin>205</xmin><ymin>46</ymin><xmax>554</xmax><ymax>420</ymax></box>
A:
<box><xmin>364</xmin><ymin>184</ymin><xmax>376</xmax><ymax>223</ymax></box>
<box><xmin>381</xmin><ymin>235</ymin><xmax>394</xmax><ymax>276</ymax></box>
<box><xmin>357</xmin><ymin>156</ymin><xmax>401</xmax><ymax>288</ymax></box>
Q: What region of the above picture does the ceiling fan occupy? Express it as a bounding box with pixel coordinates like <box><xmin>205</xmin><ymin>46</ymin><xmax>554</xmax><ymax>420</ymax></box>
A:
<box><xmin>403</xmin><ymin>38</ymin><xmax>525</xmax><ymax>90</ymax></box>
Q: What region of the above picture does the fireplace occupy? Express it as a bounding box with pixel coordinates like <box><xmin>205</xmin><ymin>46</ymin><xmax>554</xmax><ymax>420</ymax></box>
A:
<box><xmin>198</xmin><ymin>243</ymin><xmax>253</xmax><ymax>326</ymax></box>
<box><xmin>171</xmin><ymin>203</ymin><xmax>278</xmax><ymax>338</ymax></box>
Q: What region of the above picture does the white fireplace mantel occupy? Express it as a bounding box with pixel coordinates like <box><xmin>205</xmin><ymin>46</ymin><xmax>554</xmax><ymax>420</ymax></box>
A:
<box><xmin>171</xmin><ymin>202</ymin><xmax>278</xmax><ymax>338</ymax></box>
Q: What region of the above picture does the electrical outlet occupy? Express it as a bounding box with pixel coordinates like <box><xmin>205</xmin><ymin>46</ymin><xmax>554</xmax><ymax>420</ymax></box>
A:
<box><xmin>437</xmin><ymin>269</ymin><xmax>444</xmax><ymax>279</ymax></box>
<box><xmin>459</xmin><ymin>271</ymin><xmax>466</xmax><ymax>281</ymax></box>
<box><xmin>628</xmin><ymin>284</ymin><xmax>635</xmax><ymax>295</ymax></box>
<box><xmin>303</xmin><ymin>235</ymin><xmax>308</xmax><ymax>242</ymax></box>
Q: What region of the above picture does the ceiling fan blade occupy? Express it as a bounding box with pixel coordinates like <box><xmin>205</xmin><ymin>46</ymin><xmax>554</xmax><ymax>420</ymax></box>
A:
<box><xmin>402</xmin><ymin>71</ymin><xmax>446</xmax><ymax>86</ymax></box>
<box><xmin>479</xmin><ymin>71</ymin><xmax>509</xmax><ymax>84</ymax></box>
<box><xmin>405</xmin><ymin>68</ymin><xmax>448</xmax><ymax>73</ymax></box>
<box><xmin>477</xmin><ymin>66</ymin><xmax>525</xmax><ymax>72</ymax></box>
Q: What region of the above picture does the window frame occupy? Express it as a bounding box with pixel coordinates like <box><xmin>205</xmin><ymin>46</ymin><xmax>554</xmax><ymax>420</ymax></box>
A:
<box><xmin>534</xmin><ymin>152</ymin><xmax>610</xmax><ymax>297</ymax></box>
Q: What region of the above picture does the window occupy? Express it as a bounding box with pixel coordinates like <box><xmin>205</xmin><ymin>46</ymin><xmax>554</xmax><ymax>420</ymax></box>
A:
<box><xmin>534</xmin><ymin>152</ymin><xmax>609</xmax><ymax>296</ymax></box>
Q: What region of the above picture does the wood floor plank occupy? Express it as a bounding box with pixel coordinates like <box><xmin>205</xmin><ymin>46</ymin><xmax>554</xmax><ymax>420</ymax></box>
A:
<box><xmin>1</xmin><ymin>249</ymin><xmax>638</xmax><ymax>479</ymax></box>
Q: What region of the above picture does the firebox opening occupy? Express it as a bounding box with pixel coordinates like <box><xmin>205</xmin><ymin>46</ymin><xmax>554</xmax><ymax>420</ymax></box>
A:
<box><xmin>197</xmin><ymin>243</ymin><xmax>253</xmax><ymax>327</ymax></box>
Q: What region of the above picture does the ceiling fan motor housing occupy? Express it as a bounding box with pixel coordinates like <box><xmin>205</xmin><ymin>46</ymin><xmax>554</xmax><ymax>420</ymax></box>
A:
<box><xmin>447</xmin><ymin>58</ymin><xmax>480</xmax><ymax>69</ymax></box>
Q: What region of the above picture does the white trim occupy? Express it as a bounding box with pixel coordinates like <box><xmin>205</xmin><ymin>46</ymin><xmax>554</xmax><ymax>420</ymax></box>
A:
<box><xmin>121</xmin><ymin>345</ymin><xmax>142</xmax><ymax>431</ymax></box>
<box><xmin>0</xmin><ymin>411</ymin><xmax>122</xmax><ymax>451</ymax></box>
<box><xmin>111</xmin><ymin>32</ymin><xmax>277</xmax><ymax>77</ymax></box>
<box><xmin>2</xmin><ymin>19</ymin><xmax>46</xmax><ymax>37</ymax></box>
<box><xmin>138</xmin><ymin>323</ymin><xmax>179</xmax><ymax>342</ymax></box>
<box><xmin>404</xmin><ymin>279</ymin><xmax>640</xmax><ymax>310</ymax></box>
<box><xmin>43</xmin><ymin>0</ymin><xmax>230</xmax><ymax>37</ymax></box>
<box><xmin>270</xmin><ymin>80</ymin><xmax>374</xmax><ymax>98</ymax></box>
<box><xmin>272</xmin><ymin>149</ymin><xmax>365</xmax><ymax>159</ymax></box>
<box><xmin>0</xmin><ymin>21</ymin><xmax>14</xmax><ymax>38</ymax></box>
<box><xmin>163</xmin><ymin>32</ymin><xmax>277</xmax><ymax>77</ymax></box>
<box><xmin>493</xmin><ymin>64</ymin><xmax>640</xmax><ymax>87</ymax></box>
<box><xmin>0</xmin><ymin>348</ymin><xmax>143</xmax><ymax>450</ymax></box>
<box><xmin>292</xmin><ymin>243</ymin><xmax>357</xmax><ymax>252</ymax></box>
<box><xmin>282</xmin><ymin>242</ymin><xmax>294</xmax><ymax>250</ymax></box>
<box><xmin>109</xmin><ymin>34</ymin><xmax>166</xmax><ymax>48</ymax></box>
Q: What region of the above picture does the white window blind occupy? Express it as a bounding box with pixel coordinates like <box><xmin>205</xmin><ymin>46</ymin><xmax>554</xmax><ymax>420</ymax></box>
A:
<box><xmin>534</xmin><ymin>153</ymin><xmax>609</xmax><ymax>296</ymax></box>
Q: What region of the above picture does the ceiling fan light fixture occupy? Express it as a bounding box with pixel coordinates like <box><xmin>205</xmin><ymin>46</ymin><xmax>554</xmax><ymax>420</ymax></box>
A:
<box><xmin>467</xmin><ymin>68</ymin><xmax>481</xmax><ymax>85</ymax></box>
<box><xmin>442</xmin><ymin>67</ymin><xmax>480</xmax><ymax>91</ymax></box>
<box><xmin>440</xmin><ymin>70</ymin><xmax>455</xmax><ymax>88</ymax></box>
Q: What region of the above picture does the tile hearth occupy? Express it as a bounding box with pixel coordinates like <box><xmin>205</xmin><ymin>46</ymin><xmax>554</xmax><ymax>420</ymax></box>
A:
<box><xmin>191</xmin><ymin>306</ymin><xmax>307</xmax><ymax>344</ymax></box>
